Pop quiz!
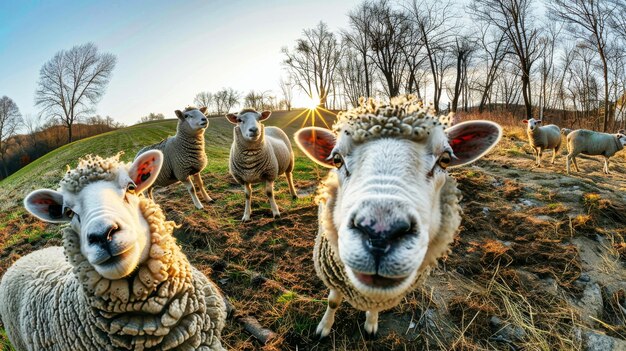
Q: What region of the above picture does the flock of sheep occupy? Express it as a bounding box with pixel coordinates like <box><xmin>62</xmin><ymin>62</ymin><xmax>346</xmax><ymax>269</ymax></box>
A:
<box><xmin>18</xmin><ymin>94</ymin><xmax>626</xmax><ymax>350</ymax></box>
<box><xmin>524</xmin><ymin>117</ymin><xmax>626</xmax><ymax>174</ymax></box>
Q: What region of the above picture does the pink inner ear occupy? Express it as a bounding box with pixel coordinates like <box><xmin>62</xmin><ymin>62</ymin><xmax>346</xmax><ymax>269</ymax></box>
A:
<box><xmin>135</xmin><ymin>160</ymin><xmax>154</xmax><ymax>185</ymax></box>
<box><xmin>448</xmin><ymin>122</ymin><xmax>501</xmax><ymax>167</ymax></box>
<box><xmin>296</xmin><ymin>129</ymin><xmax>335</xmax><ymax>167</ymax></box>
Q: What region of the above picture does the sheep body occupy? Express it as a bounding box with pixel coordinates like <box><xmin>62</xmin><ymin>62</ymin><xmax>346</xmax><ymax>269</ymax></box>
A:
<box><xmin>137</xmin><ymin>107</ymin><xmax>212</xmax><ymax>209</ymax></box>
<box><xmin>0</xmin><ymin>154</ymin><xmax>226</xmax><ymax>350</ymax></box>
<box><xmin>566</xmin><ymin>129</ymin><xmax>625</xmax><ymax>174</ymax></box>
<box><xmin>561</xmin><ymin>128</ymin><xmax>573</xmax><ymax>136</ymax></box>
<box><xmin>525</xmin><ymin>118</ymin><xmax>561</xmax><ymax>166</ymax></box>
<box><xmin>227</xmin><ymin>109</ymin><xmax>297</xmax><ymax>221</ymax></box>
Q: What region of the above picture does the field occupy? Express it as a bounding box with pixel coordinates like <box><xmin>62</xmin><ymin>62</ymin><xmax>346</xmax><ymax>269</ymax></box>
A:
<box><xmin>1</xmin><ymin>110</ymin><xmax>626</xmax><ymax>350</ymax></box>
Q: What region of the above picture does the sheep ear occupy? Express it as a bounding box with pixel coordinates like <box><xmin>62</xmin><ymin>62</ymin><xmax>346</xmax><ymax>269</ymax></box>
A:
<box><xmin>295</xmin><ymin>127</ymin><xmax>336</xmax><ymax>168</ymax></box>
<box><xmin>446</xmin><ymin>120</ymin><xmax>502</xmax><ymax>168</ymax></box>
<box><xmin>199</xmin><ymin>106</ymin><xmax>208</xmax><ymax>114</ymax></box>
<box><xmin>24</xmin><ymin>189</ymin><xmax>70</xmax><ymax>223</ymax></box>
<box><xmin>129</xmin><ymin>150</ymin><xmax>163</xmax><ymax>193</ymax></box>
<box><xmin>226</xmin><ymin>113</ymin><xmax>239</xmax><ymax>124</ymax></box>
<box><xmin>522</xmin><ymin>120</ymin><xmax>528</xmax><ymax>124</ymax></box>
<box><xmin>175</xmin><ymin>110</ymin><xmax>184</xmax><ymax>120</ymax></box>
<box><xmin>260</xmin><ymin>110</ymin><xmax>271</xmax><ymax>121</ymax></box>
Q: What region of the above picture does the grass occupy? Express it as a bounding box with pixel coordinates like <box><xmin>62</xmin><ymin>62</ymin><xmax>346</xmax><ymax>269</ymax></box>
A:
<box><xmin>1</xmin><ymin>111</ymin><xmax>626</xmax><ymax>350</ymax></box>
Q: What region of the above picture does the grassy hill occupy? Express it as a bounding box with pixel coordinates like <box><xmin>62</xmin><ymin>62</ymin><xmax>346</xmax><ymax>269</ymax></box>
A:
<box><xmin>1</xmin><ymin>110</ymin><xmax>626</xmax><ymax>350</ymax></box>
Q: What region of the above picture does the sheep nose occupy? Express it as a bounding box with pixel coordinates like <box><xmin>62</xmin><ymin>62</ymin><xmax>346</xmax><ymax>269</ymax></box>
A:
<box><xmin>355</xmin><ymin>219</ymin><xmax>412</xmax><ymax>256</ymax></box>
<box><xmin>201</xmin><ymin>118</ymin><xmax>207</xmax><ymax>123</ymax></box>
<box><xmin>87</xmin><ymin>224</ymin><xmax>119</xmax><ymax>247</ymax></box>
<box><xmin>249</xmin><ymin>127</ymin><xmax>259</xmax><ymax>134</ymax></box>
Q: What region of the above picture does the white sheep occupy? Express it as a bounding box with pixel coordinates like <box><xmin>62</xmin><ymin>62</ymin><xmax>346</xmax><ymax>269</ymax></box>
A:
<box><xmin>136</xmin><ymin>106</ymin><xmax>212</xmax><ymax>209</ymax></box>
<box><xmin>566</xmin><ymin>129</ymin><xmax>626</xmax><ymax>174</ymax></box>
<box><xmin>226</xmin><ymin>109</ymin><xmax>297</xmax><ymax>221</ymax></box>
<box><xmin>294</xmin><ymin>96</ymin><xmax>502</xmax><ymax>337</ymax></box>
<box><xmin>561</xmin><ymin>127</ymin><xmax>574</xmax><ymax>136</ymax></box>
<box><xmin>524</xmin><ymin>118</ymin><xmax>561</xmax><ymax>166</ymax></box>
<box><xmin>0</xmin><ymin>151</ymin><xmax>227</xmax><ymax>350</ymax></box>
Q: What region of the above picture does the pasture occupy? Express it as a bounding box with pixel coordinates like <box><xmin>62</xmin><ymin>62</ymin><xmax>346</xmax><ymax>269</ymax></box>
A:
<box><xmin>1</xmin><ymin>110</ymin><xmax>626</xmax><ymax>350</ymax></box>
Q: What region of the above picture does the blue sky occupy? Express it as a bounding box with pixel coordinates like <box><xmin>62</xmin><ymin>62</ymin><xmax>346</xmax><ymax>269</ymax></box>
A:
<box><xmin>0</xmin><ymin>0</ymin><xmax>361</xmax><ymax>125</ymax></box>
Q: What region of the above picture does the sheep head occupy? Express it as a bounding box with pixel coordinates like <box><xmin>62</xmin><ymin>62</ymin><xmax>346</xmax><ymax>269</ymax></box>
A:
<box><xmin>523</xmin><ymin>117</ymin><xmax>542</xmax><ymax>131</ymax></box>
<box><xmin>175</xmin><ymin>106</ymin><xmax>209</xmax><ymax>133</ymax></box>
<box><xmin>24</xmin><ymin>151</ymin><xmax>163</xmax><ymax>280</ymax></box>
<box><xmin>296</xmin><ymin>96</ymin><xmax>501</xmax><ymax>299</ymax></box>
<box><xmin>226</xmin><ymin>109</ymin><xmax>271</xmax><ymax>142</ymax></box>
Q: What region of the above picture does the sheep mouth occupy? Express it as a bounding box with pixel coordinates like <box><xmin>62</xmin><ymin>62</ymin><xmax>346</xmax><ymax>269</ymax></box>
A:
<box><xmin>96</xmin><ymin>245</ymin><xmax>135</xmax><ymax>267</ymax></box>
<box><xmin>354</xmin><ymin>272</ymin><xmax>407</xmax><ymax>289</ymax></box>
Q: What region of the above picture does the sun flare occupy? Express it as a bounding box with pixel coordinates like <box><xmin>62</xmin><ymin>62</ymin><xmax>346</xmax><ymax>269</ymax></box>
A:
<box><xmin>305</xmin><ymin>96</ymin><xmax>320</xmax><ymax>110</ymax></box>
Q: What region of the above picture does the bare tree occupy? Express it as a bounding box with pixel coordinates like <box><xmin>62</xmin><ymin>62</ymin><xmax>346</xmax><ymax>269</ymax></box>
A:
<box><xmin>194</xmin><ymin>91</ymin><xmax>214</xmax><ymax>110</ymax></box>
<box><xmin>474</xmin><ymin>24</ymin><xmax>510</xmax><ymax>113</ymax></box>
<box><xmin>0</xmin><ymin>96</ymin><xmax>22</xmax><ymax>177</ymax></box>
<box><xmin>278</xmin><ymin>78</ymin><xmax>294</xmax><ymax>111</ymax></box>
<box><xmin>138</xmin><ymin>113</ymin><xmax>165</xmax><ymax>124</ymax></box>
<box><xmin>244</xmin><ymin>90</ymin><xmax>271</xmax><ymax>110</ymax></box>
<box><xmin>282</xmin><ymin>21</ymin><xmax>343</xmax><ymax>107</ymax></box>
<box><xmin>548</xmin><ymin>0</ymin><xmax>619</xmax><ymax>131</ymax></box>
<box><xmin>344</xmin><ymin>1</ymin><xmax>374</xmax><ymax>97</ymax></box>
<box><xmin>215</xmin><ymin>88</ymin><xmax>241</xmax><ymax>114</ymax></box>
<box><xmin>408</xmin><ymin>0</ymin><xmax>457</xmax><ymax>113</ymax></box>
<box><xmin>338</xmin><ymin>48</ymin><xmax>369</xmax><ymax>108</ymax></box>
<box><xmin>451</xmin><ymin>36</ymin><xmax>476</xmax><ymax>112</ymax></box>
<box><xmin>34</xmin><ymin>42</ymin><xmax>116</xmax><ymax>143</ymax></box>
<box><xmin>470</xmin><ymin>0</ymin><xmax>541</xmax><ymax>119</ymax></box>
<box><xmin>367</xmin><ymin>0</ymin><xmax>411</xmax><ymax>98</ymax></box>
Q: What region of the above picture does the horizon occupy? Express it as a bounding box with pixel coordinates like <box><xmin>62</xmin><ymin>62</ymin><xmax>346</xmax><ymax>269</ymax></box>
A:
<box><xmin>0</xmin><ymin>0</ymin><xmax>361</xmax><ymax>126</ymax></box>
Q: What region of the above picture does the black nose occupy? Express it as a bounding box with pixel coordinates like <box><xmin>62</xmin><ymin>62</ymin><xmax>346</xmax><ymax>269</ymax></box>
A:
<box><xmin>249</xmin><ymin>127</ymin><xmax>259</xmax><ymax>134</ymax></box>
<box><xmin>355</xmin><ymin>220</ymin><xmax>412</xmax><ymax>256</ymax></box>
<box><xmin>87</xmin><ymin>224</ymin><xmax>119</xmax><ymax>247</ymax></box>
<box><xmin>201</xmin><ymin>118</ymin><xmax>207</xmax><ymax>123</ymax></box>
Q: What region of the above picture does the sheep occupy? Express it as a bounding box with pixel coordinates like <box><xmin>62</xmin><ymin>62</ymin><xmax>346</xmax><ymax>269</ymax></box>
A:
<box><xmin>566</xmin><ymin>129</ymin><xmax>626</xmax><ymax>174</ymax></box>
<box><xmin>523</xmin><ymin>117</ymin><xmax>561</xmax><ymax>166</ymax></box>
<box><xmin>294</xmin><ymin>96</ymin><xmax>502</xmax><ymax>337</ymax></box>
<box><xmin>226</xmin><ymin>108</ymin><xmax>297</xmax><ymax>221</ymax></box>
<box><xmin>0</xmin><ymin>151</ymin><xmax>227</xmax><ymax>351</ymax></box>
<box><xmin>561</xmin><ymin>127</ymin><xmax>574</xmax><ymax>136</ymax></box>
<box><xmin>136</xmin><ymin>106</ymin><xmax>212</xmax><ymax>209</ymax></box>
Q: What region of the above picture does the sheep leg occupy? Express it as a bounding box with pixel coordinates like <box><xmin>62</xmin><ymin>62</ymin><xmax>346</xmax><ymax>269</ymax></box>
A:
<box><xmin>604</xmin><ymin>156</ymin><xmax>610</xmax><ymax>174</ymax></box>
<box><xmin>572</xmin><ymin>155</ymin><xmax>580</xmax><ymax>172</ymax></box>
<box><xmin>551</xmin><ymin>147</ymin><xmax>558</xmax><ymax>164</ymax></box>
<box><xmin>182</xmin><ymin>176</ymin><xmax>204</xmax><ymax>209</ymax></box>
<box><xmin>536</xmin><ymin>147</ymin><xmax>542</xmax><ymax>167</ymax></box>
<box><xmin>192</xmin><ymin>173</ymin><xmax>214</xmax><ymax>203</ymax></box>
<box><xmin>285</xmin><ymin>172</ymin><xmax>298</xmax><ymax>199</ymax></box>
<box><xmin>242</xmin><ymin>183</ymin><xmax>252</xmax><ymax>222</ymax></box>
<box><xmin>316</xmin><ymin>289</ymin><xmax>343</xmax><ymax>338</ymax></box>
<box><xmin>566</xmin><ymin>155</ymin><xmax>571</xmax><ymax>175</ymax></box>
<box><xmin>364</xmin><ymin>310</ymin><xmax>379</xmax><ymax>336</ymax></box>
<box><xmin>265</xmin><ymin>181</ymin><xmax>280</xmax><ymax>218</ymax></box>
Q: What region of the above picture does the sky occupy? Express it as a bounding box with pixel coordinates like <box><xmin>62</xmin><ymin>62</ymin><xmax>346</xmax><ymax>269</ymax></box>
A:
<box><xmin>0</xmin><ymin>0</ymin><xmax>362</xmax><ymax>126</ymax></box>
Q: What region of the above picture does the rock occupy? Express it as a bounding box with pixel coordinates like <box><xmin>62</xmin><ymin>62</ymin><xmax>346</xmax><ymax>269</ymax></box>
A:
<box><xmin>582</xmin><ymin>330</ymin><xmax>626</xmax><ymax>351</ymax></box>
<box><xmin>489</xmin><ymin>316</ymin><xmax>527</xmax><ymax>342</ymax></box>
<box><xmin>579</xmin><ymin>283</ymin><xmax>603</xmax><ymax>324</ymax></box>
<box><xmin>578</xmin><ymin>273</ymin><xmax>591</xmax><ymax>283</ymax></box>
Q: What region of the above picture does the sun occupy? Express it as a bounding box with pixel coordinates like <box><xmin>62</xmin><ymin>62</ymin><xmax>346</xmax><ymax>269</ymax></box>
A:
<box><xmin>305</xmin><ymin>96</ymin><xmax>319</xmax><ymax>110</ymax></box>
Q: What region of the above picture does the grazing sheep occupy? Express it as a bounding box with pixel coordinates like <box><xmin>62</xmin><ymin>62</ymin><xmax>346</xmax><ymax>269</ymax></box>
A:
<box><xmin>136</xmin><ymin>106</ymin><xmax>212</xmax><ymax>209</ymax></box>
<box><xmin>561</xmin><ymin>128</ymin><xmax>574</xmax><ymax>136</ymax></box>
<box><xmin>294</xmin><ymin>96</ymin><xmax>502</xmax><ymax>337</ymax></box>
<box><xmin>524</xmin><ymin>117</ymin><xmax>561</xmax><ymax>166</ymax></box>
<box><xmin>0</xmin><ymin>151</ymin><xmax>227</xmax><ymax>351</ymax></box>
<box><xmin>226</xmin><ymin>109</ymin><xmax>297</xmax><ymax>221</ymax></box>
<box><xmin>566</xmin><ymin>129</ymin><xmax>626</xmax><ymax>174</ymax></box>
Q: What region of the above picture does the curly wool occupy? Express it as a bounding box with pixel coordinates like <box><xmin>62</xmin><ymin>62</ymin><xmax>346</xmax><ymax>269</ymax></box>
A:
<box><xmin>0</xmin><ymin>198</ymin><xmax>226</xmax><ymax>351</ymax></box>
<box><xmin>60</xmin><ymin>153</ymin><xmax>123</xmax><ymax>194</ymax></box>
<box><xmin>333</xmin><ymin>95</ymin><xmax>453</xmax><ymax>144</ymax></box>
<box><xmin>313</xmin><ymin>171</ymin><xmax>462</xmax><ymax>311</ymax></box>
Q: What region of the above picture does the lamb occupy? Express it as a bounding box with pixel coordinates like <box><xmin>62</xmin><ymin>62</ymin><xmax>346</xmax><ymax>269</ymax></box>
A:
<box><xmin>523</xmin><ymin>117</ymin><xmax>561</xmax><ymax>166</ymax></box>
<box><xmin>561</xmin><ymin>127</ymin><xmax>574</xmax><ymax>136</ymax></box>
<box><xmin>294</xmin><ymin>96</ymin><xmax>502</xmax><ymax>337</ymax></box>
<box><xmin>566</xmin><ymin>129</ymin><xmax>626</xmax><ymax>174</ymax></box>
<box><xmin>136</xmin><ymin>106</ymin><xmax>212</xmax><ymax>209</ymax></box>
<box><xmin>226</xmin><ymin>108</ymin><xmax>297</xmax><ymax>221</ymax></box>
<box><xmin>0</xmin><ymin>151</ymin><xmax>227</xmax><ymax>351</ymax></box>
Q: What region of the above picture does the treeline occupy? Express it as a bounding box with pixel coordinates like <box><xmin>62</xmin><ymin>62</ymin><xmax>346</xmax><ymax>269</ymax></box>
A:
<box><xmin>281</xmin><ymin>0</ymin><xmax>626</xmax><ymax>131</ymax></box>
<box><xmin>192</xmin><ymin>87</ymin><xmax>293</xmax><ymax>116</ymax></box>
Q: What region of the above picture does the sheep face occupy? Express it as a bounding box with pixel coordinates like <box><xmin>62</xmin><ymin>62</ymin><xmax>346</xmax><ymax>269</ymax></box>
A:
<box><xmin>617</xmin><ymin>133</ymin><xmax>626</xmax><ymax>146</ymax></box>
<box><xmin>175</xmin><ymin>107</ymin><xmax>208</xmax><ymax>132</ymax></box>
<box><xmin>523</xmin><ymin>118</ymin><xmax>542</xmax><ymax>131</ymax></box>
<box><xmin>296</xmin><ymin>121</ymin><xmax>501</xmax><ymax>298</ymax></box>
<box><xmin>24</xmin><ymin>151</ymin><xmax>163</xmax><ymax>280</ymax></box>
<box><xmin>226</xmin><ymin>110</ymin><xmax>271</xmax><ymax>142</ymax></box>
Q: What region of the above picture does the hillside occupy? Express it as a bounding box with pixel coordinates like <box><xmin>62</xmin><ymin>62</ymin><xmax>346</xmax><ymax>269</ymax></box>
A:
<box><xmin>1</xmin><ymin>110</ymin><xmax>626</xmax><ymax>350</ymax></box>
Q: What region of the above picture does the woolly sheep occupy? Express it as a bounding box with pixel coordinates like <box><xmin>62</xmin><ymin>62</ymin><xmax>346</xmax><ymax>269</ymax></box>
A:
<box><xmin>226</xmin><ymin>109</ymin><xmax>297</xmax><ymax>221</ymax></box>
<box><xmin>0</xmin><ymin>151</ymin><xmax>227</xmax><ymax>350</ymax></box>
<box><xmin>523</xmin><ymin>118</ymin><xmax>561</xmax><ymax>166</ymax></box>
<box><xmin>136</xmin><ymin>106</ymin><xmax>212</xmax><ymax>209</ymax></box>
<box><xmin>566</xmin><ymin>129</ymin><xmax>626</xmax><ymax>174</ymax></box>
<box><xmin>294</xmin><ymin>96</ymin><xmax>502</xmax><ymax>337</ymax></box>
<box><xmin>561</xmin><ymin>127</ymin><xmax>574</xmax><ymax>136</ymax></box>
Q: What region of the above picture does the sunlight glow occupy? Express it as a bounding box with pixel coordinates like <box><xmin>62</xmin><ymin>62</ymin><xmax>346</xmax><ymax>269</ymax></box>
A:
<box><xmin>304</xmin><ymin>95</ymin><xmax>320</xmax><ymax>110</ymax></box>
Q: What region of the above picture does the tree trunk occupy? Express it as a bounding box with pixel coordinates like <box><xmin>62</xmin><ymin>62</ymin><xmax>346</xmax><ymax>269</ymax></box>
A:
<box><xmin>601</xmin><ymin>53</ymin><xmax>609</xmax><ymax>132</ymax></box>
<box><xmin>452</xmin><ymin>54</ymin><xmax>463</xmax><ymax>113</ymax></box>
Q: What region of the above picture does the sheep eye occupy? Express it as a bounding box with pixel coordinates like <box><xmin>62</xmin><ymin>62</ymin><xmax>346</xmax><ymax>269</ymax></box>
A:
<box><xmin>332</xmin><ymin>153</ymin><xmax>344</xmax><ymax>169</ymax></box>
<box><xmin>438</xmin><ymin>151</ymin><xmax>452</xmax><ymax>169</ymax></box>
<box><xmin>64</xmin><ymin>207</ymin><xmax>74</xmax><ymax>218</ymax></box>
<box><xmin>237</xmin><ymin>118</ymin><xmax>242</xmax><ymax>123</ymax></box>
<box><xmin>126</xmin><ymin>181</ymin><xmax>137</xmax><ymax>193</ymax></box>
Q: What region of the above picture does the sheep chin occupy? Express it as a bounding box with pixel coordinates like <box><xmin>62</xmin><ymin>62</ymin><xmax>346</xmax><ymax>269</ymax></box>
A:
<box><xmin>93</xmin><ymin>243</ymin><xmax>140</xmax><ymax>280</ymax></box>
<box><xmin>345</xmin><ymin>267</ymin><xmax>417</xmax><ymax>298</ymax></box>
